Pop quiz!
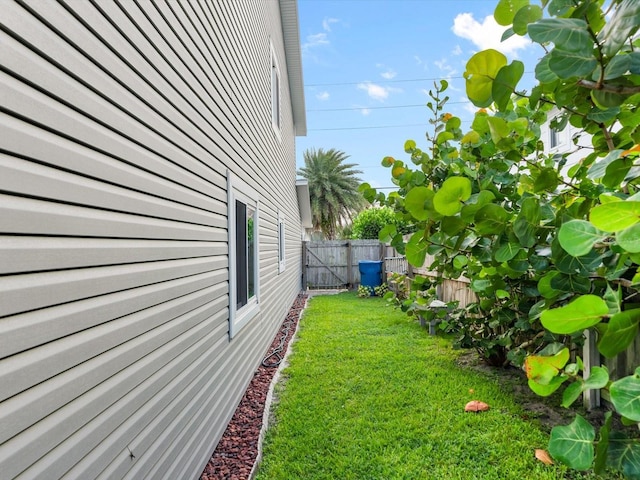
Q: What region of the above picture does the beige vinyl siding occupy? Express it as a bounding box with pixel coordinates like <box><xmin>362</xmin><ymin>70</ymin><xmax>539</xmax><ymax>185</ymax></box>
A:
<box><xmin>0</xmin><ymin>1</ymin><xmax>304</xmax><ymax>479</ymax></box>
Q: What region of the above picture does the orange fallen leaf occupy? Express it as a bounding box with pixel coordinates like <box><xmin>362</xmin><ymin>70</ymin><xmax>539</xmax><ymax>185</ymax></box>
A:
<box><xmin>464</xmin><ymin>400</ymin><xmax>490</xmax><ymax>412</ymax></box>
<box><xmin>535</xmin><ymin>449</ymin><xmax>554</xmax><ymax>465</ymax></box>
<box><xmin>622</xmin><ymin>144</ymin><xmax>640</xmax><ymax>157</ymax></box>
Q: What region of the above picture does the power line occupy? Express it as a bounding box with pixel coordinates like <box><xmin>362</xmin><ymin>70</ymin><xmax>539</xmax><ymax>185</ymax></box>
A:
<box><xmin>307</xmin><ymin>101</ymin><xmax>469</xmax><ymax>112</ymax></box>
<box><xmin>305</xmin><ymin>71</ymin><xmax>534</xmax><ymax>88</ymax></box>
<box><xmin>308</xmin><ymin>120</ymin><xmax>471</xmax><ymax>131</ymax></box>
<box><xmin>309</xmin><ymin>123</ymin><xmax>430</xmax><ymax>131</ymax></box>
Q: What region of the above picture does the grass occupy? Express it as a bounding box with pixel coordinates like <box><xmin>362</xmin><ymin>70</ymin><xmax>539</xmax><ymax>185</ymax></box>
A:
<box><xmin>255</xmin><ymin>292</ymin><xmax>599</xmax><ymax>480</ymax></box>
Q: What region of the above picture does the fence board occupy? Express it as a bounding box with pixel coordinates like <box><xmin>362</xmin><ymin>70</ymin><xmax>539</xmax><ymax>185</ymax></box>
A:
<box><xmin>303</xmin><ymin>240</ymin><xmax>382</xmax><ymax>289</ymax></box>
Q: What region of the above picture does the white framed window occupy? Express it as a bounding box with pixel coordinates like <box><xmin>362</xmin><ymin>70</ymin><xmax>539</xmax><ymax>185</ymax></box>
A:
<box><xmin>271</xmin><ymin>43</ymin><xmax>281</xmax><ymax>133</ymax></box>
<box><xmin>550</xmin><ymin>127</ymin><xmax>559</xmax><ymax>149</ymax></box>
<box><xmin>228</xmin><ymin>170</ymin><xmax>260</xmax><ymax>338</ymax></box>
<box><xmin>278</xmin><ymin>210</ymin><xmax>285</xmax><ymax>273</ymax></box>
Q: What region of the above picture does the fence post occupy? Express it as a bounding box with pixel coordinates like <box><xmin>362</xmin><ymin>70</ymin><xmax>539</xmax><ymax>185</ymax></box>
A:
<box><xmin>301</xmin><ymin>241</ymin><xmax>307</xmax><ymax>290</ymax></box>
<box><xmin>347</xmin><ymin>241</ymin><xmax>353</xmax><ymax>289</ymax></box>
<box><xmin>583</xmin><ymin>329</ymin><xmax>601</xmax><ymax>410</ymax></box>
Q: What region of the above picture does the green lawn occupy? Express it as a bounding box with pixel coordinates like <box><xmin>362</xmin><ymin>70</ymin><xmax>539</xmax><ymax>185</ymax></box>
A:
<box><xmin>255</xmin><ymin>292</ymin><xmax>600</xmax><ymax>480</ymax></box>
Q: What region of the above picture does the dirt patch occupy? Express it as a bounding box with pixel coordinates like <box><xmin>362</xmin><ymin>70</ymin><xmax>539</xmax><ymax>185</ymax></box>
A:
<box><xmin>199</xmin><ymin>294</ymin><xmax>307</xmax><ymax>480</ymax></box>
<box><xmin>455</xmin><ymin>350</ymin><xmax>609</xmax><ymax>432</ymax></box>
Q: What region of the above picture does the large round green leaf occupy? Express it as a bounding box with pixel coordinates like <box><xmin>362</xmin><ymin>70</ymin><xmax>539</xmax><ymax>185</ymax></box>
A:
<box><xmin>460</xmin><ymin>190</ymin><xmax>496</xmax><ymax>222</ymax></box>
<box><xmin>406</xmin><ymin>231</ymin><xmax>428</xmax><ymax>268</ymax></box>
<box><xmin>611</xmin><ymin>373</ymin><xmax>640</xmax><ymax>422</ymax></box>
<box><xmin>486</xmin><ymin>116</ymin><xmax>510</xmax><ymax>145</ymax></box>
<box><xmin>492</xmin><ymin>61</ymin><xmax>525</xmax><ymax>111</ymax></box>
<box><xmin>617</xmin><ymin>223</ymin><xmax>640</xmax><ymax>253</ymax></box>
<box><xmin>561</xmin><ymin>381</ymin><xmax>584</xmax><ymax>408</ymax></box>
<box><xmin>525</xmin><ymin>347</ymin><xmax>570</xmax><ymax>384</ymax></box>
<box><xmin>405</xmin><ymin>186</ymin><xmax>435</xmax><ymax>221</ymax></box>
<box><xmin>540</xmin><ymin>295</ymin><xmax>608</xmax><ymax>334</ymax></box>
<box><xmin>548</xmin><ymin>48</ymin><xmax>598</xmax><ymax>79</ymax></box>
<box><xmin>607</xmin><ymin>432</ymin><xmax>640</xmax><ymax>479</ymax></box>
<box><xmin>538</xmin><ymin>271</ymin><xmax>560</xmax><ymax>299</ymax></box>
<box><xmin>513</xmin><ymin>197</ymin><xmax>541</xmax><ymax>248</ymax></box>
<box><xmin>474</xmin><ymin>204</ymin><xmax>509</xmax><ymax>235</ymax></box>
<box><xmin>590</xmin><ymin>202</ymin><xmax>640</xmax><ymax>232</ymax></box>
<box><xmin>528</xmin><ymin>18</ymin><xmax>593</xmax><ymax>53</ymax></box>
<box><xmin>550</xmin><ymin>273</ymin><xmax>592</xmax><ymax>294</ymax></box>
<box><xmin>599</xmin><ymin>309</ymin><xmax>640</xmax><ymax>358</ymax></box>
<box><xmin>584</xmin><ymin>366</ymin><xmax>610</xmax><ymax>390</ymax></box>
<box><xmin>494</xmin><ymin>0</ymin><xmax>529</xmax><ymax>26</ymax></box>
<box><xmin>597</xmin><ymin>0</ymin><xmax>640</xmax><ymax>57</ymax></box>
<box><xmin>433</xmin><ymin>177</ymin><xmax>472</xmax><ymax>216</ymax></box>
<box><xmin>558</xmin><ymin>220</ymin><xmax>607</xmax><ymax>257</ymax></box>
<box><xmin>535</xmin><ymin>54</ymin><xmax>559</xmax><ymax>83</ymax></box>
<box><xmin>549</xmin><ymin>415</ymin><xmax>595</xmax><ymax>470</ymax></box>
<box><xmin>533</xmin><ymin>167</ymin><xmax>559</xmax><ymax>192</ymax></box>
<box><xmin>464</xmin><ymin>50</ymin><xmax>508</xmax><ymax>108</ymax></box>
<box><xmin>513</xmin><ymin>4</ymin><xmax>542</xmax><ymax>35</ymax></box>
<box><xmin>528</xmin><ymin>375</ymin><xmax>567</xmax><ymax>396</ymax></box>
<box><xmin>494</xmin><ymin>242</ymin><xmax>522</xmax><ymax>262</ymax></box>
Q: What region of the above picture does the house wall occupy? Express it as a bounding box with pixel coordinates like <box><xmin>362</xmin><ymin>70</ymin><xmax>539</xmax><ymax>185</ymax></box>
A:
<box><xmin>539</xmin><ymin>107</ymin><xmax>592</xmax><ymax>174</ymax></box>
<box><xmin>0</xmin><ymin>1</ymin><xmax>303</xmax><ymax>479</ymax></box>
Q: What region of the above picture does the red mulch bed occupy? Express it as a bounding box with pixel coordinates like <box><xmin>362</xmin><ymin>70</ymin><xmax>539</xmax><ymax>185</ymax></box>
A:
<box><xmin>200</xmin><ymin>293</ymin><xmax>307</xmax><ymax>480</ymax></box>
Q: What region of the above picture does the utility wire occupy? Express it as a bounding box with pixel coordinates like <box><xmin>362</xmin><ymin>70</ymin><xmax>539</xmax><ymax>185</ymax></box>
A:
<box><xmin>308</xmin><ymin>101</ymin><xmax>469</xmax><ymax>112</ymax></box>
<box><xmin>309</xmin><ymin>123</ymin><xmax>429</xmax><ymax>131</ymax></box>
<box><xmin>308</xmin><ymin>120</ymin><xmax>471</xmax><ymax>131</ymax></box>
<box><xmin>305</xmin><ymin>71</ymin><xmax>534</xmax><ymax>87</ymax></box>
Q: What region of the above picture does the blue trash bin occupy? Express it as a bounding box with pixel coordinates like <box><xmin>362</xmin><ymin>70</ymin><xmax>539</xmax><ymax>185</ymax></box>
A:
<box><xmin>359</xmin><ymin>260</ymin><xmax>383</xmax><ymax>292</ymax></box>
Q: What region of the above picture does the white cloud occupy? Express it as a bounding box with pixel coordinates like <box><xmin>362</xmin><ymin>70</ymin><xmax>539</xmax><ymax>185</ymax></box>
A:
<box><xmin>303</xmin><ymin>32</ymin><xmax>329</xmax><ymax>52</ymax></box>
<box><xmin>452</xmin><ymin>45</ymin><xmax>463</xmax><ymax>56</ymax></box>
<box><xmin>357</xmin><ymin>82</ymin><xmax>389</xmax><ymax>101</ymax></box>
<box><xmin>357</xmin><ymin>82</ymin><xmax>401</xmax><ymax>102</ymax></box>
<box><xmin>452</xmin><ymin>13</ymin><xmax>530</xmax><ymax>55</ymax></box>
<box><xmin>360</xmin><ymin>108</ymin><xmax>371</xmax><ymax>116</ymax></box>
<box><xmin>316</xmin><ymin>91</ymin><xmax>330</xmax><ymax>101</ymax></box>
<box><xmin>322</xmin><ymin>17</ymin><xmax>339</xmax><ymax>32</ymax></box>
<box><xmin>414</xmin><ymin>55</ymin><xmax>423</xmax><ymax>66</ymax></box>
<box><xmin>380</xmin><ymin>69</ymin><xmax>397</xmax><ymax>80</ymax></box>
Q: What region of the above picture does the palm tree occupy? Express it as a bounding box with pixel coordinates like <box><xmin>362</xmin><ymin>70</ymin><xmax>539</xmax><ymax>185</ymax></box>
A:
<box><xmin>298</xmin><ymin>148</ymin><xmax>365</xmax><ymax>239</ymax></box>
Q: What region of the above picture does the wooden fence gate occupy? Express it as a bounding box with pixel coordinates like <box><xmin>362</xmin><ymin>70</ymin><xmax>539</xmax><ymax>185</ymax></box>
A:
<box><xmin>302</xmin><ymin>240</ymin><xmax>384</xmax><ymax>289</ymax></box>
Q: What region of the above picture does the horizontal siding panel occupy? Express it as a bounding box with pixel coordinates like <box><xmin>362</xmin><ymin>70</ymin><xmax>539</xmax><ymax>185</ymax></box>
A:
<box><xmin>130</xmin><ymin>332</ymin><xmax>257</xmax><ymax>480</ymax></box>
<box><xmin>14</xmin><ymin>312</ymin><xmax>228</xmax><ymax>480</ymax></box>
<box><xmin>0</xmin><ymin>285</ymin><xmax>227</xmax><ymax>447</ymax></box>
<box><xmin>1</xmin><ymin>302</ymin><xmax>229</xmax><ymax>480</ymax></box>
<box><xmin>0</xmin><ymin>194</ymin><xmax>224</xmax><ymax>241</ymax></box>
<box><xmin>0</xmin><ymin>281</ymin><xmax>225</xmax><ymax>403</ymax></box>
<box><xmin>66</xmin><ymin>327</ymin><xmax>232</xmax><ymax>480</ymax></box>
<box><xmin>1</xmin><ymin>7</ymin><xmax>226</xmax><ymax>190</ymax></box>
<box><xmin>0</xmin><ymin>67</ymin><xmax>221</xmax><ymax>198</ymax></box>
<box><xmin>0</xmin><ymin>0</ymin><xmax>305</xmax><ymax>478</ymax></box>
<box><xmin>61</xmin><ymin>0</ymin><xmax>243</xmax><ymax>173</ymax></box>
<box><xmin>0</xmin><ymin>270</ymin><xmax>225</xmax><ymax>358</ymax></box>
<box><xmin>0</xmin><ymin>154</ymin><xmax>221</xmax><ymax>227</ymax></box>
<box><xmin>0</xmin><ymin>236</ymin><xmax>224</xmax><ymax>275</ymax></box>
<box><xmin>158</xmin><ymin>322</ymin><xmax>275</xmax><ymax>480</ymax></box>
<box><xmin>0</xmin><ymin>113</ymin><xmax>225</xmax><ymax>211</ymax></box>
<box><xmin>0</xmin><ymin>255</ymin><xmax>224</xmax><ymax>318</ymax></box>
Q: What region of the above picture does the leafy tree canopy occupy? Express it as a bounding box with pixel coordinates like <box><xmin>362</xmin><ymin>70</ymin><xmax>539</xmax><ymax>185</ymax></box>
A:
<box><xmin>351</xmin><ymin>206</ymin><xmax>414</xmax><ymax>240</ymax></box>
<box><xmin>365</xmin><ymin>0</ymin><xmax>640</xmax><ymax>476</ymax></box>
<box><xmin>298</xmin><ymin>148</ymin><xmax>365</xmax><ymax>240</ymax></box>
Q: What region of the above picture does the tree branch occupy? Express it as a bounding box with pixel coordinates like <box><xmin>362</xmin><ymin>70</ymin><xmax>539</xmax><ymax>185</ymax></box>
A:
<box><xmin>577</xmin><ymin>79</ymin><xmax>640</xmax><ymax>95</ymax></box>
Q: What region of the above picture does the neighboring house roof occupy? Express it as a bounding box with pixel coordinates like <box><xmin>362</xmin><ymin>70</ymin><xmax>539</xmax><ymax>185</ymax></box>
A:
<box><xmin>296</xmin><ymin>179</ymin><xmax>313</xmax><ymax>228</ymax></box>
<box><xmin>279</xmin><ymin>0</ymin><xmax>307</xmax><ymax>136</ymax></box>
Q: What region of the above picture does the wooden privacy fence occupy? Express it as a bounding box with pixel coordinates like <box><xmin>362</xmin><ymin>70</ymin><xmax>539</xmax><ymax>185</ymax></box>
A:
<box><xmin>302</xmin><ymin>240</ymin><xmax>385</xmax><ymax>289</ymax></box>
<box><xmin>383</xmin><ymin>252</ymin><xmax>478</xmax><ymax>309</ymax></box>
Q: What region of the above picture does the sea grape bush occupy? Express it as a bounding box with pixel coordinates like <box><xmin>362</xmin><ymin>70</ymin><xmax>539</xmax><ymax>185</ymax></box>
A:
<box><xmin>361</xmin><ymin>0</ymin><xmax>640</xmax><ymax>476</ymax></box>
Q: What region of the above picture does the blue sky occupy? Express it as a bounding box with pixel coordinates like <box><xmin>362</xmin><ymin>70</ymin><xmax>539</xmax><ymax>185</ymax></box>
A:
<box><xmin>295</xmin><ymin>0</ymin><xmax>544</xmax><ymax>190</ymax></box>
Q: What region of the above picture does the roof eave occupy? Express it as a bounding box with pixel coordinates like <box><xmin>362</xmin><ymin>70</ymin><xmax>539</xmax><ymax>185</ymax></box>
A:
<box><xmin>279</xmin><ymin>0</ymin><xmax>307</xmax><ymax>137</ymax></box>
